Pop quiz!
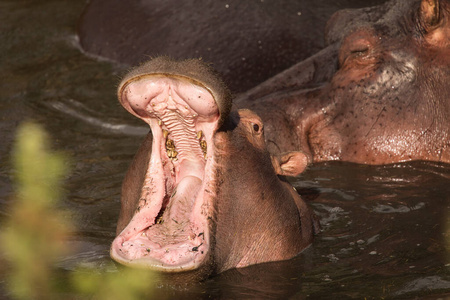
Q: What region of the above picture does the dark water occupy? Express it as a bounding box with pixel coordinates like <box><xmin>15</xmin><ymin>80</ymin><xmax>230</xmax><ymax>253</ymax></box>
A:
<box><xmin>0</xmin><ymin>0</ymin><xmax>449</xmax><ymax>299</ymax></box>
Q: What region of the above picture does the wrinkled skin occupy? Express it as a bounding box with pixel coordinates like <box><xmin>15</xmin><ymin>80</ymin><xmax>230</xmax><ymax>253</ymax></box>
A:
<box><xmin>78</xmin><ymin>0</ymin><xmax>387</xmax><ymax>93</ymax></box>
<box><xmin>237</xmin><ymin>0</ymin><xmax>450</xmax><ymax>164</ymax></box>
<box><xmin>110</xmin><ymin>57</ymin><xmax>318</xmax><ymax>280</ymax></box>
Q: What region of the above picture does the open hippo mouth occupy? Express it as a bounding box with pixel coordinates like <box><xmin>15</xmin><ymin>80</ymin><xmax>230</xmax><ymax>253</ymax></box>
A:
<box><xmin>110</xmin><ymin>59</ymin><xmax>231</xmax><ymax>272</ymax></box>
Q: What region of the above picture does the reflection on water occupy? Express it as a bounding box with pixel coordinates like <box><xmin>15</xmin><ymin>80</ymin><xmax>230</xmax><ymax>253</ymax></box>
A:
<box><xmin>0</xmin><ymin>0</ymin><xmax>449</xmax><ymax>299</ymax></box>
<box><xmin>290</xmin><ymin>161</ymin><xmax>450</xmax><ymax>299</ymax></box>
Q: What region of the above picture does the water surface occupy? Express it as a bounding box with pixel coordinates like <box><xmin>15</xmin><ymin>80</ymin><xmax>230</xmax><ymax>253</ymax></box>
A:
<box><xmin>0</xmin><ymin>0</ymin><xmax>449</xmax><ymax>299</ymax></box>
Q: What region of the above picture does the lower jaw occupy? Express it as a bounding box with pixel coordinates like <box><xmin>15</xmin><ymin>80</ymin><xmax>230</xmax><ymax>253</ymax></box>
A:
<box><xmin>110</xmin><ymin>156</ymin><xmax>212</xmax><ymax>272</ymax></box>
<box><xmin>110</xmin><ymin>215</ymin><xmax>211</xmax><ymax>272</ymax></box>
<box><xmin>114</xmin><ymin>120</ymin><xmax>214</xmax><ymax>267</ymax></box>
<box><xmin>110</xmin><ymin>245</ymin><xmax>210</xmax><ymax>273</ymax></box>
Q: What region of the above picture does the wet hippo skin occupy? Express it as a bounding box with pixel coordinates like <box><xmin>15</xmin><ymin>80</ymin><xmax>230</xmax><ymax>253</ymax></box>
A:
<box><xmin>79</xmin><ymin>0</ymin><xmax>449</xmax><ymax>164</ymax></box>
<box><xmin>110</xmin><ymin>57</ymin><xmax>318</xmax><ymax>281</ymax></box>
<box><xmin>78</xmin><ymin>0</ymin><xmax>387</xmax><ymax>93</ymax></box>
<box><xmin>237</xmin><ymin>0</ymin><xmax>450</xmax><ymax>164</ymax></box>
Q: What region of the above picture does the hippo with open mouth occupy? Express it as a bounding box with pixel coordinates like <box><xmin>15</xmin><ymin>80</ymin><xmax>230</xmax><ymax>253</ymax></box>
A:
<box><xmin>110</xmin><ymin>57</ymin><xmax>318</xmax><ymax>280</ymax></box>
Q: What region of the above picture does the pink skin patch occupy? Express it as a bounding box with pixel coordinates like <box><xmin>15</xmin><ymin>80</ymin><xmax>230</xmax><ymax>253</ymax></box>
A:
<box><xmin>111</xmin><ymin>75</ymin><xmax>219</xmax><ymax>271</ymax></box>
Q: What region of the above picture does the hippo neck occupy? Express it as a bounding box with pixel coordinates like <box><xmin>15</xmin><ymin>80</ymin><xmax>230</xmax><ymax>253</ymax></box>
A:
<box><xmin>212</xmin><ymin>133</ymin><xmax>306</xmax><ymax>272</ymax></box>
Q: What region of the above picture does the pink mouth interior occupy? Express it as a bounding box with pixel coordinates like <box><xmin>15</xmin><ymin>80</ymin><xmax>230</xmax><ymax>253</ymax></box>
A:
<box><xmin>110</xmin><ymin>75</ymin><xmax>219</xmax><ymax>271</ymax></box>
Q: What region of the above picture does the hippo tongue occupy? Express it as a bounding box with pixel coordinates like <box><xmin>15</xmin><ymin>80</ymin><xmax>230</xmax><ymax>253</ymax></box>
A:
<box><xmin>157</xmin><ymin>175</ymin><xmax>202</xmax><ymax>226</ymax></box>
<box><xmin>110</xmin><ymin>75</ymin><xmax>218</xmax><ymax>271</ymax></box>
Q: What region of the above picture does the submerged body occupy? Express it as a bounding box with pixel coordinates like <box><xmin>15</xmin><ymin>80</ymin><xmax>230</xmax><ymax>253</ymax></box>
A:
<box><xmin>110</xmin><ymin>58</ymin><xmax>317</xmax><ymax>280</ymax></box>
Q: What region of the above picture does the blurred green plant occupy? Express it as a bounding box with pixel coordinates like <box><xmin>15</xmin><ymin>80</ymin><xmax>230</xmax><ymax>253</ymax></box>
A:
<box><xmin>0</xmin><ymin>122</ymin><xmax>154</xmax><ymax>299</ymax></box>
<box><xmin>1</xmin><ymin>122</ymin><xmax>71</xmax><ymax>300</ymax></box>
<box><xmin>72</xmin><ymin>267</ymin><xmax>155</xmax><ymax>300</ymax></box>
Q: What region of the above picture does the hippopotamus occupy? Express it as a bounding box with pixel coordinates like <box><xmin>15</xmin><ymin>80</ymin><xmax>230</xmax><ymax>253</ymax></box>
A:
<box><xmin>237</xmin><ymin>0</ymin><xmax>450</xmax><ymax>164</ymax></box>
<box><xmin>79</xmin><ymin>0</ymin><xmax>449</xmax><ymax>165</ymax></box>
<box><xmin>78</xmin><ymin>0</ymin><xmax>387</xmax><ymax>93</ymax></box>
<box><xmin>110</xmin><ymin>57</ymin><xmax>318</xmax><ymax>280</ymax></box>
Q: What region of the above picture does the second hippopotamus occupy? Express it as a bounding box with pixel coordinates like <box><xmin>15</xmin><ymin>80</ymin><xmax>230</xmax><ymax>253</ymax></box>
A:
<box><xmin>239</xmin><ymin>0</ymin><xmax>450</xmax><ymax>164</ymax></box>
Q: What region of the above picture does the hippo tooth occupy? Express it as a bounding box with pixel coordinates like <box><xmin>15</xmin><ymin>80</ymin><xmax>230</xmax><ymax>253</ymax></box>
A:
<box><xmin>165</xmin><ymin>138</ymin><xmax>175</xmax><ymax>149</ymax></box>
<box><xmin>200</xmin><ymin>140</ymin><xmax>207</xmax><ymax>154</ymax></box>
<box><xmin>172</xmin><ymin>150</ymin><xmax>178</xmax><ymax>159</ymax></box>
<box><xmin>196</xmin><ymin>130</ymin><xmax>203</xmax><ymax>140</ymax></box>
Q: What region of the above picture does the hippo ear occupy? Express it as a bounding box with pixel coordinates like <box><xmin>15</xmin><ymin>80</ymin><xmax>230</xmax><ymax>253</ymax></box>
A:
<box><xmin>419</xmin><ymin>0</ymin><xmax>440</xmax><ymax>31</ymax></box>
<box><xmin>271</xmin><ymin>151</ymin><xmax>309</xmax><ymax>177</ymax></box>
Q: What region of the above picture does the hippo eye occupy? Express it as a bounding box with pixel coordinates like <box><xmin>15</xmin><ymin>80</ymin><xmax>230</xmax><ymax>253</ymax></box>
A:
<box><xmin>350</xmin><ymin>45</ymin><xmax>369</xmax><ymax>56</ymax></box>
<box><xmin>338</xmin><ymin>31</ymin><xmax>377</xmax><ymax>67</ymax></box>
<box><xmin>341</xmin><ymin>44</ymin><xmax>370</xmax><ymax>65</ymax></box>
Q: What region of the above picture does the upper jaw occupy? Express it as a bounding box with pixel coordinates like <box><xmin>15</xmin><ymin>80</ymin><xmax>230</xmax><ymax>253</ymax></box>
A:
<box><xmin>110</xmin><ymin>73</ymin><xmax>221</xmax><ymax>272</ymax></box>
<box><xmin>117</xmin><ymin>57</ymin><xmax>232</xmax><ymax>129</ymax></box>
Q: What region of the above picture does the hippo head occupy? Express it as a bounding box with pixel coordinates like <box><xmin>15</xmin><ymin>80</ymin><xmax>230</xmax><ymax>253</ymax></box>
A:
<box><xmin>110</xmin><ymin>57</ymin><xmax>316</xmax><ymax>280</ymax></box>
<box><xmin>306</xmin><ymin>0</ymin><xmax>450</xmax><ymax>163</ymax></box>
